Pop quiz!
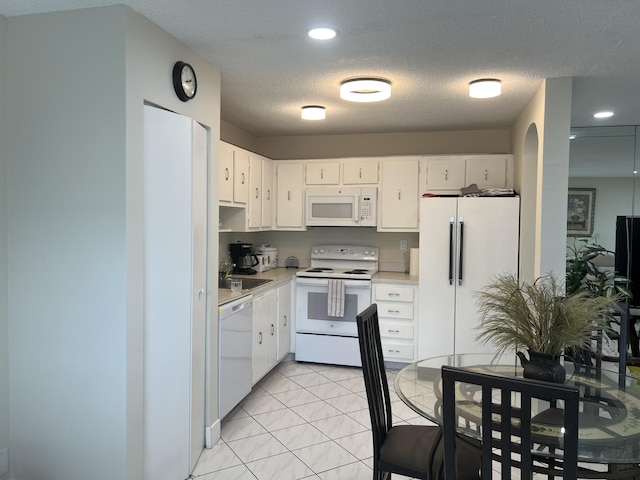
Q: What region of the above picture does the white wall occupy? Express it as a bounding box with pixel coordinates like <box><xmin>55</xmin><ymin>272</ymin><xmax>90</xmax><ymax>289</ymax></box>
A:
<box><xmin>5</xmin><ymin>6</ymin><xmax>220</xmax><ymax>480</ymax></box>
<box><xmin>220</xmin><ymin>230</ymin><xmax>419</xmax><ymax>273</ymax></box>
<box><xmin>511</xmin><ymin>78</ymin><xmax>572</xmax><ymax>281</ymax></box>
<box><xmin>0</xmin><ymin>14</ymin><xmax>9</xmax><ymax>480</ymax></box>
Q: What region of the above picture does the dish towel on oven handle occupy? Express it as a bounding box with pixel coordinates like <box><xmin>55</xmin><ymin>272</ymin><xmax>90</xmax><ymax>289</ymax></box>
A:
<box><xmin>327</xmin><ymin>279</ymin><xmax>345</xmax><ymax>317</ymax></box>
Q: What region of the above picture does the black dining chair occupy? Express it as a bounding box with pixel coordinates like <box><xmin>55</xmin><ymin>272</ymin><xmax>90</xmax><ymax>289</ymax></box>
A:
<box><xmin>356</xmin><ymin>304</ymin><xmax>481</xmax><ymax>480</ymax></box>
<box><xmin>441</xmin><ymin>365</ymin><xmax>580</xmax><ymax>480</ymax></box>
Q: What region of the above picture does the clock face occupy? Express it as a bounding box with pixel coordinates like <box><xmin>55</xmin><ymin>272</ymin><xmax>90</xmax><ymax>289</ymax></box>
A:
<box><xmin>173</xmin><ymin>61</ymin><xmax>197</xmax><ymax>102</ymax></box>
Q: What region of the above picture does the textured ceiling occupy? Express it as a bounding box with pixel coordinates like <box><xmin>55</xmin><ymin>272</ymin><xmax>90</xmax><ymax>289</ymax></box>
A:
<box><xmin>2</xmin><ymin>1</ymin><xmax>640</xmax><ymax>137</ymax></box>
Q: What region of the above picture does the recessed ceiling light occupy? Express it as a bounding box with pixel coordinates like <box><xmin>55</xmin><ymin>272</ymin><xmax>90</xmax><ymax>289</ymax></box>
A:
<box><xmin>569</xmin><ymin>134</ymin><xmax>576</xmax><ymax>140</ymax></box>
<box><xmin>308</xmin><ymin>27</ymin><xmax>336</xmax><ymax>40</ymax></box>
<box><xmin>593</xmin><ymin>111</ymin><xmax>614</xmax><ymax>119</ymax></box>
<box><xmin>469</xmin><ymin>79</ymin><xmax>502</xmax><ymax>98</ymax></box>
<box><xmin>340</xmin><ymin>78</ymin><xmax>391</xmax><ymax>102</ymax></box>
<box><xmin>301</xmin><ymin>105</ymin><xmax>326</xmax><ymax>120</ymax></box>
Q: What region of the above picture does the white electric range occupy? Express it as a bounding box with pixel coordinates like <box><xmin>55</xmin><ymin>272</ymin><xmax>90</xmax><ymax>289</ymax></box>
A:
<box><xmin>295</xmin><ymin>245</ymin><xmax>378</xmax><ymax>366</ymax></box>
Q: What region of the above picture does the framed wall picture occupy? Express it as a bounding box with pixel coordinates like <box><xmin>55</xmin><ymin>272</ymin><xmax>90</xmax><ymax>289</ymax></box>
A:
<box><xmin>567</xmin><ymin>188</ymin><xmax>596</xmax><ymax>236</ymax></box>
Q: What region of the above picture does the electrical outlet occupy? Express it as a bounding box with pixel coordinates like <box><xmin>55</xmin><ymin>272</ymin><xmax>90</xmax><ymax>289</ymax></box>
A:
<box><xmin>0</xmin><ymin>448</ymin><xmax>8</xmax><ymax>476</ymax></box>
<box><xmin>400</xmin><ymin>239</ymin><xmax>408</xmax><ymax>251</ymax></box>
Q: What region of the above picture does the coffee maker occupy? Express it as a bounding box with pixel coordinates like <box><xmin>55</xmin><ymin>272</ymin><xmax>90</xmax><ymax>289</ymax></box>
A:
<box><xmin>229</xmin><ymin>242</ymin><xmax>258</xmax><ymax>275</ymax></box>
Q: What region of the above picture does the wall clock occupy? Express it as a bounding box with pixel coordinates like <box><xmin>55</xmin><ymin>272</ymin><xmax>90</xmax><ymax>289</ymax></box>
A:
<box><xmin>172</xmin><ymin>61</ymin><xmax>197</xmax><ymax>102</ymax></box>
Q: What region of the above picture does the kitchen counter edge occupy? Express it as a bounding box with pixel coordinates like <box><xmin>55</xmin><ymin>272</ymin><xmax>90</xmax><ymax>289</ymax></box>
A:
<box><xmin>372</xmin><ymin>271</ymin><xmax>418</xmax><ymax>284</ymax></box>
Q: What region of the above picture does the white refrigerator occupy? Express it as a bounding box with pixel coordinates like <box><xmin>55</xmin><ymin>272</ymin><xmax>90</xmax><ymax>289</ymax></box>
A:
<box><xmin>418</xmin><ymin>196</ymin><xmax>520</xmax><ymax>358</ymax></box>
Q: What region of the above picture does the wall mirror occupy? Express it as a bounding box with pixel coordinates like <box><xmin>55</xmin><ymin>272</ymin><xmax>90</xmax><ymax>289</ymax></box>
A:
<box><xmin>568</xmin><ymin>125</ymin><xmax>639</xmax><ymax>250</ymax></box>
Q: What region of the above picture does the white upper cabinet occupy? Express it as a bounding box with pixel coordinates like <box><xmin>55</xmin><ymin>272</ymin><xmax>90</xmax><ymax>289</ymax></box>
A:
<box><xmin>219</xmin><ymin>142</ymin><xmax>234</xmax><ymax>203</ymax></box>
<box><xmin>423</xmin><ymin>157</ymin><xmax>465</xmax><ymax>193</ymax></box>
<box><xmin>275</xmin><ymin>162</ymin><xmax>306</xmax><ymax>230</ymax></box>
<box><xmin>233</xmin><ymin>148</ymin><xmax>250</xmax><ymax>204</ymax></box>
<box><xmin>422</xmin><ymin>155</ymin><xmax>513</xmax><ymax>195</ymax></box>
<box><xmin>262</xmin><ymin>157</ymin><xmax>274</xmax><ymax>229</ymax></box>
<box><xmin>305</xmin><ymin>162</ymin><xmax>340</xmax><ymax>185</ymax></box>
<box><xmin>343</xmin><ymin>160</ymin><xmax>379</xmax><ymax>184</ymax></box>
<box><xmin>465</xmin><ymin>156</ymin><xmax>509</xmax><ymax>189</ymax></box>
<box><xmin>247</xmin><ymin>153</ymin><xmax>263</xmax><ymax>229</ymax></box>
<box><xmin>378</xmin><ymin>157</ymin><xmax>419</xmax><ymax>231</ymax></box>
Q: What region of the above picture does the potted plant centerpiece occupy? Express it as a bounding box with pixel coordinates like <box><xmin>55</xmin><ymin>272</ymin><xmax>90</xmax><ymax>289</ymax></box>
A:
<box><xmin>475</xmin><ymin>273</ymin><xmax>620</xmax><ymax>383</ymax></box>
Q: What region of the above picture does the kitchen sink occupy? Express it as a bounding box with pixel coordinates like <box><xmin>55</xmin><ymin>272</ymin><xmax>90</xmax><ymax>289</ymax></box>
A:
<box><xmin>218</xmin><ymin>277</ymin><xmax>273</xmax><ymax>290</ymax></box>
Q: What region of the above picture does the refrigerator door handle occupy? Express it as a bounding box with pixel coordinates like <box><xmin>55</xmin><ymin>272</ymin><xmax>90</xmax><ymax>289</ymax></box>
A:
<box><xmin>449</xmin><ymin>217</ymin><xmax>455</xmax><ymax>285</ymax></box>
<box><xmin>458</xmin><ymin>217</ymin><xmax>464</xmax><ymax>285</ymax></box>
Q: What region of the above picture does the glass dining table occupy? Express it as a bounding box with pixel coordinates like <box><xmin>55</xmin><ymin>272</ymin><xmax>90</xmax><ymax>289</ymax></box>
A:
<box><xmin>394</xmin><ymin>353</ymin><xmax>640</xmax><ymax>479</ymax></box>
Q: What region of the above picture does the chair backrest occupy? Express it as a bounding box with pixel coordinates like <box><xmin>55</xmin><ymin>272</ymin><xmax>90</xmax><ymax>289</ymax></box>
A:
<box><xmin>441</xmin><ymin>365</ymin><xmax>579</xmax><ymax>480</ymax></box>
<box><xmin>356</xmin><ymin>304</ymin><xmax>393</xmax><ymax>455</ymax></box>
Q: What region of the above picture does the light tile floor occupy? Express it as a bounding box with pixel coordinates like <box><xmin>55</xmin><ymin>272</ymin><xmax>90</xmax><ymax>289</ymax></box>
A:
<box><xmin>192</xmin><ymin>359</ymin><xmax>423</xmax><ymax>479</ymax></box>
<box><xmin>192</xmin><ymin>360</ymin><xmax>593</xmax><ymax>479</ymax></box>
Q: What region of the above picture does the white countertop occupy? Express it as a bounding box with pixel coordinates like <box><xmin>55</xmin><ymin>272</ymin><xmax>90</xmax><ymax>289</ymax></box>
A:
<box><xmin>218</xmin><ymin>268</ymin><xmax>417</xmax><ymax>306</ymax></box>
<box><xmin>373</xmin><ymin>271</ymin><xmax>418</xmax><ymax>284</ymax></box>
<box><xmin>217</xmin><ymin>268</ymin><xmax>299</xmax><ymax>306</ymax></box>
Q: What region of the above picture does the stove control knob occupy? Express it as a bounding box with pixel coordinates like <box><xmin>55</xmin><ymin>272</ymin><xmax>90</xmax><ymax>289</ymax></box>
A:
<box><xmin>363</xmin><ymin>249</ymin><xmax>370</xmax><ymax>255</ymax></box>
<box><xmin>319</xmin><ymin>248</ymin><xmax>325</xmax><ymax>253</ymax></box>
<box><xmin>312</xmin><ymin>248</ymin><xmax>318</xmax><ymax>254</ymax></box>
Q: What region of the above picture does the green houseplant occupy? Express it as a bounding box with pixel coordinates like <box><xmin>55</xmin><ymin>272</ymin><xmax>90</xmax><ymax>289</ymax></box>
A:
<box><xmin>566</xmin><ymin>239</ymin><xmax>632</xmax><ymax>300</ymax></box>
<box><xmin>475</xmin><ymin>273</ymin><xmax>619</xmax><ymax>382</ymax></box>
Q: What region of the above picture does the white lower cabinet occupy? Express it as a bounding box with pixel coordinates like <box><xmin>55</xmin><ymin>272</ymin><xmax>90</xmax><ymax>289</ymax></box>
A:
<box><xmin>252</xmin><ymin>288</ymin><xmax>278</xmax><ymax>384</ymax></box>
<box><xmin>277</xmin><ymin>281</ymin><xmax>292</xmax><ymax>361</ymax></box>
<box><xmin>374</xmin><ymin>283</ymin><xmax>417</xmax><ymax>362</ymax></box>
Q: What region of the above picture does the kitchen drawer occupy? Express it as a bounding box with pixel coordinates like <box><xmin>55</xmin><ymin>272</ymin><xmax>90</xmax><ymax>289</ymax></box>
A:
<box><xmin>377</xmin><ymin>301</ymin><xmax>413</xmax><ymax>320</ymax></box>
<box><xmin>379</xmin><ymin>320</ymin><xmax>413</xmax><ymax>340</ymax></box>
<box><xmin>374</xmin><ymin>285</ymin><xmax>414</xmax><ymax>302</ymax></box>
<box><xmin>381</xmin><ymin>341</ymin><xmax>414</xmax><ymax>361</ymax></box>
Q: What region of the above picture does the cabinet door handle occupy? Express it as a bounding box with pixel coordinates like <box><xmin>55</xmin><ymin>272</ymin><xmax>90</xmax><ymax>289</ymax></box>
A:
<box><xmin>241</xmin><ymin>172</ymin><xmax>245</xmax><ymax>184</ymax></box>
<box><xmin>359</xmin><ymin>168</ymin><xmax>362</xmax><ymax>179</ymax></box>
<box><xmin>484</xmin><ymin>169</ymin><xmax>488</xmax><ymax>181</ymax></box>
<box><xmin>397</xmin><ymin>190</ymin><xmax>401</xmax><ymax>200</ymax></box>
<box><xmin>225</xmin><ymin>167</ymin><xmax>229</xmax><ymax>180</ymax></box>
<box><xmin>255</xmin><ymin>187</ymin><xmax>259</xmax><ymax>199</ymax></box>
<box><xmin>445</xmin><ymin>169</ymin><xmax>448</xmax><ymax>181</ymax></box>
<box><xmin>288</xmin><ymin>191</ymin><xmax>291</xmax><ymax>201</ymax></box>
<box><xmin>271</xmin><ymin>324</ymin><xmax>275</xmax><ymax>335</ymax></box>
<box><xmin>267</xmin><ymin>189</ymin><xmax>271</xmax><ymax>200</ymax></box>
<box><xmin>258</xmin><ymin>332</ymin><xmax>263</xmax><ymax>344</ymax></box>
<box><xmin>320</xmin><ymin>168</ymin><xmax>324</xmax><ymax>179</ymax></box>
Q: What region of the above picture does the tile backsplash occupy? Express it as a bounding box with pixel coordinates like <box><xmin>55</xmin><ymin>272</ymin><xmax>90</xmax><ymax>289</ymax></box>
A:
<box><xmin>219</xmin><ymin>228</ymin><xmax>419</xmax><ymax>273</ymax></box>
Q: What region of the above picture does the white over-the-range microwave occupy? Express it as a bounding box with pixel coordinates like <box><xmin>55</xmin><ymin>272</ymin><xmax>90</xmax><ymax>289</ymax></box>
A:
<box><xmin>305</xmin><ymin>187</ymin><xmax>377</xmax><ymax>227</ymax></box>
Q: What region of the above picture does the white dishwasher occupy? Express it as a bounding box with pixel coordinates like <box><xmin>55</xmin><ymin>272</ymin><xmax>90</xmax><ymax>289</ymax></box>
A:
<box><xmin>218</xmin><ymin>296</ymin><xmax>253</xmax><ymax>419</ymax></box>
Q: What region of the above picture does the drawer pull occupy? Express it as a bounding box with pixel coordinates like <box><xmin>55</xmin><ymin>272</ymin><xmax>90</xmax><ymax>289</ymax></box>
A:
<box><xmin>387</xmin><ymin>329</ymin><xmax>400</xmax><ymax>333</ymax></box>
<box><xmin>387</xmin><ymin>349</ymin><xmax>401</xmax><ymax>354</ymax></box>
<box><xmin>258</xmin><ymin>332</ymin><xmax>263</xmax><ymax>344</ymax></box>
<box><xmin>388</xmin><ymin>292</ymin><xmax>400</xmax><ymax>297</ymax></box>
<box><xmin>387</xmin><ymin>309</ymin><xmax>400</xmax><ymax>314</ymax></box>
<box><xmin>225</xmin><ymin>167</ymin><xmax>229</xmax><ymax>180</ymax></box>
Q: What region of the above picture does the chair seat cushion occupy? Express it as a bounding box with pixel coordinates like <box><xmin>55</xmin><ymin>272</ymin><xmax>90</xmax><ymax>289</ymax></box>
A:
<box><xmin>380</xmin><ymin>425</ymin><xmax>480</xmax><ymax>480</ymax></box>
<box><xmin>380</xmin><ymin>425</ymin><xmax>438</xmax><ymax>477</ymax></box>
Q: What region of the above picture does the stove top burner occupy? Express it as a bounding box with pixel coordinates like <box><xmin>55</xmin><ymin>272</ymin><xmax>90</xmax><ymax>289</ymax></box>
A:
<box><xmin>305</xmin><ymin>267</ymin><xmax>334</xmax><ymax>273</ymax></box>
<box><xmin>343</xmin><ymin>269</ymin><xmax>369</xmax><ymax>275</ymax></box>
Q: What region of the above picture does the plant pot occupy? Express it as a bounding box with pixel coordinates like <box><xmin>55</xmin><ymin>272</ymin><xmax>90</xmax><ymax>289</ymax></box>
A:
<box><xmin>516</xmin><ymin>350</ymin><xmax>566</xmax><ymax>383</ymax></box>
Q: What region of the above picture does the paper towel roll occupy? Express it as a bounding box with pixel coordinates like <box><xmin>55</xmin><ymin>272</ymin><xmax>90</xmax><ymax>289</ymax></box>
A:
<box><xmin>409</xmin><ymin>248</ymin><xmax>419</xmax><ymax>277</ymax></box>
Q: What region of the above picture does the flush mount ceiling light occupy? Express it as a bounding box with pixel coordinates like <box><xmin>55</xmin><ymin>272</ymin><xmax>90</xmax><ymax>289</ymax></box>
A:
<box><xmin>340</xmin><ymin>78</ymin><xmax>391</xmax><ymax>102</ymax></box>
<box><xmin>593</xmin><ymin>111</ymin><xmax>614</xmax><ymax>119</ymax></box>
<box><xmin>308</xmin><ymin>27</ymin><xmax>337</xmax><ymax>40</ymax></box>
<box><xmin>301</xmin><ymin>105</ymin><xmax>326</xmax><ymax>120</ymax></box>
<box><xmin>469</xmin><ymin>78</ymin><xmax>502</xmax><ymax>98</ymax></box>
